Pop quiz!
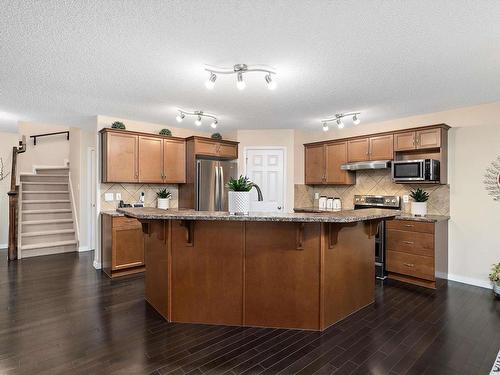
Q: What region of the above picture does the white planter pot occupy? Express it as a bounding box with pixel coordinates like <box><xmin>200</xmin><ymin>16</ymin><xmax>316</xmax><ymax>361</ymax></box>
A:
<box><xmin>157</xmin><ymin>198</ymin><xmax>170</xmax><ymax>210</ymax></box>
<box><xmin>411</xmin><ymin>202</ymin><xmax>427</xmax><ymax>216</ymax></box>
<box><xmin>494</xmin><ymin>283</ymin><xmax>500</xmax><ymax>298</ymax></box>
<box><xmin>228</xmin><ymin>191</ymin><xmax>250</xmax><ymax>215</ymax></box>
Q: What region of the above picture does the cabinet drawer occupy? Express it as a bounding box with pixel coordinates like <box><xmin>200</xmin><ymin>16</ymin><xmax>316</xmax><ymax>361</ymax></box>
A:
<box><xmin>386</xmin><ymin>229</ymin><xmax>434</xmax><ymax>257</ymax></box>
<box><xmin>387</xmin><ymin>251</ymin><xmax>435</xmax><ymax>281</ymax></box>
<box><xmin>386</xmin><ymin>219</ymin><xmax>434</xmax><ymax>234</ymax></box>
<box><xmin>113</xmin><ymin>216</ymin><xmax>141</xmax><ymax>229</ymax></box>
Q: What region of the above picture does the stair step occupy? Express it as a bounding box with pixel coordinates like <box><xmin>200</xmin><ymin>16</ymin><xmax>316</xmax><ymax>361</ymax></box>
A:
<box><xmin>21</xmin><ymin>229</ymin><xmax>75</xmax><ymax>237</ymax></box>
<box><xmin>21</xmin><ymin>240</ymin><xmax>77</xmax><ymax>251</ymax></box>
<box><xmin>22</xmin><ymin>191</ymin><xmax>69</xmax><ymax>194</ymax></box>
<box><xmin>21</xmin><ymin>174</ymin><xmax>68</xmax><ymax>178</ymax></box>
<box><xmin>22</xmin><ymin>209</ymin><xmax>72</xmax><ymax>214</ymax></box>
<box><xmin>22</xmin><ymin>219</ymin><xmax>74</xmax><ymax>225</ymax></box>
<box><xmin>22</xmin><ymin>200</ymin><xmax>70</xmax><ymax>204</ymax></box>
<box><xmin>22</xmin><ymin>182</ymin><xmax>68</xmax><ymax>185</ymax></box>
<box><xmin>35</xmin><ymin>167</ymin><xmax>70</xmax><ymax>175</ymax></box>
<box><xmin>20</xmin><ymin>175</ymin><xmax>68</xmax><ymax>182</ymax></box>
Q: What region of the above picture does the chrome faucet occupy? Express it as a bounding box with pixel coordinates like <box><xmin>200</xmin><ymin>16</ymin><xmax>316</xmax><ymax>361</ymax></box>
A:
<box><xmin>252</xmin><ymin>184</ymin><xmax>264</xmax><ymax>201</ymax></box>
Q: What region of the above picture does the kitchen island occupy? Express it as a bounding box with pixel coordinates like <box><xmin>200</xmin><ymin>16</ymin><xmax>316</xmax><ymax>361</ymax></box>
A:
<box><xmin>118</xmin><ymin>207</ymin><xmax>399</xmax><ymax>331</ymax></box>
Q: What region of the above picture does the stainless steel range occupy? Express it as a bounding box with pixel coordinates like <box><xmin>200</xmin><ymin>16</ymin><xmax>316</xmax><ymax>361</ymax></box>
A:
<box><xmin>353</xmin><ymin>195</ymin><xmax>401</xmax><ymax>280</ymax></box>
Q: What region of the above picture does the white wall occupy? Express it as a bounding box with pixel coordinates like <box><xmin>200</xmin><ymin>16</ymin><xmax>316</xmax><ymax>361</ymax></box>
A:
<box><xmin>448</xmin><ymin>125</ymin><xmax>500</xmax><ymax>288</ymax></box>
<box><xmin>236</xmin><ymin>129</ymin><xmax>295</xmax><ymax>212</ymax></box>
<box><xmin>0</xmin><ymin>132</ymin><xmax>20</xmax><ymax>248</ymax></box>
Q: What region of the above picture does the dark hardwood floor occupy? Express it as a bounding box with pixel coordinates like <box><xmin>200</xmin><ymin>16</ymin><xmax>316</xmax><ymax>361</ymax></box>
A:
<box><xmin>1</xmin><ymin>250</ymin><xmax>499</xmax><ymax>374</ymax></box>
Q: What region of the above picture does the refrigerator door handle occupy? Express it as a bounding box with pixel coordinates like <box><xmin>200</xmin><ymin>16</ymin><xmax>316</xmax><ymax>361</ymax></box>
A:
<box><xmin>219</xmin><ymin>166</ymin><xmax>224</xmax><ymax>211</ymax></box>
<box><xmin>196</xmin><ymin>160</ymin><xmax>201</xmax><ymax>210</ymax></box>
<box><xmin>214</xmin><ymin>164</ymin><xmax>220</xmax><ymax>211</ymax></box>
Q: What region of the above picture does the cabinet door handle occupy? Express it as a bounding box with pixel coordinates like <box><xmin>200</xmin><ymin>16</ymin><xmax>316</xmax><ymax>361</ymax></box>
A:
<box><xmin>403</xmin><ymin>263</ymin><xmax>415</xmax><ymax>268</ymax></box>
<box><xmin>403</xmin><ymin>224</ymin><xmax>414</xmax><ymax>227</ymax></box>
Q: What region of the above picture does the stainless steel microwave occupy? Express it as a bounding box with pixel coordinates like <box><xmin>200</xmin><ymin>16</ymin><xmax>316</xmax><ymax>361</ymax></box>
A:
<box><xmin>392</xmin><ymin>159</ymin><xmax>440</xmax><ymax>182</ymax></box>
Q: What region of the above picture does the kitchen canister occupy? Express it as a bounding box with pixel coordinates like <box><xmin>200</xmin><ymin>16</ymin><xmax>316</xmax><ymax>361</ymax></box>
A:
<box><xmin>319</xmin><ymin>196</ymin><xmax>327</xmax><ymax>209</ymax></box>
<box><xmin>332</xmin><ymin>197</ymin><xmax>342</xmax><ymax>211</ymax></box>
<box><xmin>326</xmin><ymin>197</ymin><xmax>334</xmax><ymax>210</ymax></box>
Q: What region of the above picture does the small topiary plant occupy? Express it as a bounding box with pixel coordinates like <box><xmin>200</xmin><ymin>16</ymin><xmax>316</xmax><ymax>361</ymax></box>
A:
<box><xmin>159</xmin><ymin>128</ymin><xmax>172</xmax><ymax>136</ymax></box>
<box><xmin>211</xmin><ymin>132</ymin><xmax>222</xmax><ymax>140</ymax></box>
<box><xmin>409</xmin><ymin>188</ymin><xmax>429</xmax><ymax>202</ymax></box>
<box><xmin>111</xmin><ymin>121</ymin><xmax>126</xmax><ymax>130</ymax></box>
<box><xmin>226</xmin><ymin>175</ymin><xmax>253</xmax><ymax>192</ymax></box>
<box><xmin>156</xmin><ymin>188</ymin><xmax>172</xmax><ymax>199</ymax></box>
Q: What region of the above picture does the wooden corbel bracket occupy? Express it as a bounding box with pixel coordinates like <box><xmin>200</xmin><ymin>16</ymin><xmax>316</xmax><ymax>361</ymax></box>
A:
<box><xmin>181</xmin><ymin>220</ymin><xmax>195</xmax><ymax>247</ymax></box>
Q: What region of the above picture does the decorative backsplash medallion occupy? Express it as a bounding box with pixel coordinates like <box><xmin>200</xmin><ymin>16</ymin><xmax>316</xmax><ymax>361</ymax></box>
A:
<box><xmin>295</xmin><ymin>170</ymin><xmax>450</xmax><ymax>215</ymax></box>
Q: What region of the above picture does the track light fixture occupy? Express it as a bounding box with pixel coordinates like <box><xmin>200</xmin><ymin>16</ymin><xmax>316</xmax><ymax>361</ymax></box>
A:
<box><xmin>320</xmin><ymin>112</ymin><xmax>361</xmax><ymax>130</ymax></box>
<box><xmin>204</xmin><ymin>64</ymin><xmax>277</xmax><ymax>90</ymax></box>
<box><xmin>176</xmin><ymin>109</ymin><xmax>219</xmax><ymax>128</ymax></box>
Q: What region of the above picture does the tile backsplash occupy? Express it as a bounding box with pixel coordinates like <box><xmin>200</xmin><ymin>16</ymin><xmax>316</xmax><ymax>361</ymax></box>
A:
<box><xmin>295</xmin><ymin>169</ymin><xmax>449</xmax><ymax>215</ymax></box>
<box><xmin>100</xmin><ymin>183</ymin><xmax>179</xmax><ymax>211</ymax></box>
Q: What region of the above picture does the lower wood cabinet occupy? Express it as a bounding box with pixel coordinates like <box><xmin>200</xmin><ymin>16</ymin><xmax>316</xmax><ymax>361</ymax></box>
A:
<box><xmin>386</xmin><ymin>219</ymin><xmax>448</xmax><ymax>289</ymax></box>
<box><xmin>101</xmin><ymin>214</ymin><xmax>145</xmax><ymax>278</ymax></box>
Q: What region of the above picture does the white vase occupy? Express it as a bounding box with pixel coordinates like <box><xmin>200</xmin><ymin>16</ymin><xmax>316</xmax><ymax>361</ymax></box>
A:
<box><xmin>411</xmin><ymin>202</ymin><xmax>427</xmax><ymax>216</ymax></box>
<box><xmin>494</xmin><ymin>283</ymin><xmax>500</xmax><ymax>298</ymax></box>
<box><xmin>228</xmin><ymin>191</ymin><xmax>250</xmax><ymax>215</ymax></box>
<box><xmin>157</xmin><ymin>198</ymin><xmax>170</xmax><ymax>210</ymax></box>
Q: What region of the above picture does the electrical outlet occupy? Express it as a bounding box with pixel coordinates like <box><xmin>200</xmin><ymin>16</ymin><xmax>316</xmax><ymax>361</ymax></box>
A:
<box><xmin>105</xmin><ymin>193</ymin><xmax>114</xmax><ymax>202</ymax></box>
<box><xmin>115</xmin><ymin>193</ymin><xmax>122</xmax><ymax>201</ymax></box>
<box><xmin>403</xmin><ymin>194</ymin><xmax>409</xmax><ymax>203</ymax></box>
<box><xmin>314</xmin><ymin>192</ymin><xmax>320</xmax><ymax>200</ymax></box>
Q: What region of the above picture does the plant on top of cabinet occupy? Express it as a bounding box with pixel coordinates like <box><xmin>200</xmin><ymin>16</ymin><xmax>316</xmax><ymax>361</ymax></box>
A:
<box><xmin>159</xmin><ymin>128</ymin><xmax>172</xmax><ymax>136</ymax></box>
<box><xmin>409</xmin><ymin>188</ymin><xmax>429</xmax><ymax>216</ymax></box>
<box><xmin>111</xmin><ymin>121</ymin><xmax>126</xmax><ymax>129</ymax></box>
<box><xmin>211</xmin><ymin>132</ymin><xmax>222</xmax><ymax>140</ymax></box>
<box><xmin>156</xmin><ymin>188</ymin><xmax>172</xmax><ymax>210</ymax></box>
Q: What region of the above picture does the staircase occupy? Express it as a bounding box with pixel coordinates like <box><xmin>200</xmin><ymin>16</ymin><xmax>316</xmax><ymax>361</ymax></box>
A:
<box><xmin>19</xmin><ymin>167</ymin><xmax>78</xmax><ymax>258</ymax></box>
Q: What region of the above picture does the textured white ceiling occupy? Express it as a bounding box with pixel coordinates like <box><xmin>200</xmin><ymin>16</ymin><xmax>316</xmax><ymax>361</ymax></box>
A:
<box><xmin>1</xmin><ymin>0</ymin><xmax>500</xmax><ymax>132</ymax></box>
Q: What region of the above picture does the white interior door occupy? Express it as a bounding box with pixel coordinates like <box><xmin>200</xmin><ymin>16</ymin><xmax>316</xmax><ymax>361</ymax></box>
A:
<box><xmin>245</xmin><ymin>148</ymin><xmax>285</xmax><ymax>212</ymax></box>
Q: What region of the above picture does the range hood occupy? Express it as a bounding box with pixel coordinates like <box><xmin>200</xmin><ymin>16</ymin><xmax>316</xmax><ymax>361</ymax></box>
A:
<box><xmin>340</xmin><ymin>160</ymin><xmax>392</xmax><ymax>171</ymax></box>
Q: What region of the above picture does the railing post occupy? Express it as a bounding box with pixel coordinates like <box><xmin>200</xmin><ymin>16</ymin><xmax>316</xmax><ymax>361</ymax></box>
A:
<box><xmin>7</xmin><ymin>146</ymin><xmax>19</xmax><ymax>261</ymax></box>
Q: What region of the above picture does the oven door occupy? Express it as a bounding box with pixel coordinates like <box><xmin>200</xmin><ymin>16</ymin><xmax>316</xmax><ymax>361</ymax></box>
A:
<box><xmin>392</xmin><ymin>160</ymin><xmax>425</xmax><ymax>181</ymax></box>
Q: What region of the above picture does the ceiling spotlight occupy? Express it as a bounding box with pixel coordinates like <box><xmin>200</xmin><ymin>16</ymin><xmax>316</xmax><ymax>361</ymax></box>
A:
<box><xmin>236</xmin><ymin>72</ymin><xmax>246</xmax><ymax>90</ymax></box>
<box><xmin>336</xmin><ymin>119</ymin><xmax>344</xmax><ymax>129</ymax></box>
<box><xmin>320</xmin><ymin>112</ymin><xmax>361</xmax><ymax>131</ymax></box>
<box><xmin>352</xmin><ymin>114</ymin><xmax>360</xmax><ymax>125</ymax></box>
<box><xmin>265</xmin><ymin>74</ymin><xmax>276</xmax><ymax>90</ymax></box>
<box><xmin>211</xmin><ymin>120</ymin><xmax>218</xmax><ymax>129</ymax></box>
<box><xmin>176</xmin><ymin>113</ymin><xmax>185</xmax><ymax>123</ymax></box>
<box><xmin>195</xmin><ymin>116</ymin><xmax>202</xmax><ymax>126</ymax></box>
<box><xmin>322</xmin><ymin>122</ymin><xmax>329</xmax><ymax>132</ymax></box>
<box><xmin>204</xmin><ymin>64</ymin><xmax>276</xmax><ymax>90</ymax></box>
<box><xmin>205</xmin><ymin>73</ymin><xmax>217</xmax><ymax>90</ymax></box>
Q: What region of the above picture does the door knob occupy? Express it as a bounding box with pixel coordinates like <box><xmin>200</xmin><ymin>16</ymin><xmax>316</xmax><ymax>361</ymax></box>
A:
<box><xmin>277</xmin><ymin>206</ymin><xmax>282</xmax><ymax>210</ymax></box>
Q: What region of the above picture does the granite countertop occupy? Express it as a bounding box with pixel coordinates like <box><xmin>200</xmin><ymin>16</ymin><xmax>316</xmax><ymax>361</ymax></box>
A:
<box><xmin>101</xmin><ymin>210</ymin><xmax>125</xmax><ymax>217</ymax></box>
<box><xmin>294</xmin><ymin>207</ymin><xmax>449</xmax><ymax>223</ymax></box>
<box><xmin>117</xmin><ymin>207</ymin><xmax>400</xmax><ymax>223</ymax></box>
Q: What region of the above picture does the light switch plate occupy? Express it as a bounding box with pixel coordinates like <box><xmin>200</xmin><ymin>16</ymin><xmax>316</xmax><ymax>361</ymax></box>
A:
<box><xmin>105</xmin><ymin>193</ymin><xmax>114</xmax><ymax>202</ymax></box>
<box><xmin>314</xmin><ymin>192</ymin><xmax>320</xmax><ymax>199</ymax></box>
<box><xmin>115</xmin><ymin>193</ymin><xmax>122</xmax><ymax>201</ymax></box>
<box><xmin>402</xmin><ymin>195</ymin><xmax>410</xmax><ymax>203</ymax></box>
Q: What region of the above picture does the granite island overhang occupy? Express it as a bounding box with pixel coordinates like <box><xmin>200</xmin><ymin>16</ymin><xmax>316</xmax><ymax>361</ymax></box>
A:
<box><xmin>117</xmin><ymin>207</ymin><xmax>399</xmax><ymax>331</ymax></box>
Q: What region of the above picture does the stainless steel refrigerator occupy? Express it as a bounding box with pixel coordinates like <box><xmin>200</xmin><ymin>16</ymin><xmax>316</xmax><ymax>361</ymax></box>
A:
<box><xmin>196</xmin><ymin>158</ymin><xmax>238</xmax><ymax>211</ymax></box>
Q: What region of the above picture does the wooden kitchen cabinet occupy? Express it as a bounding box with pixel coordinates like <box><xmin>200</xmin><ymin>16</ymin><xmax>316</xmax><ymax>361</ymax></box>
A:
<box><xmin>190</xmin><ymin>136</ymin><xmax>238</xmax><ymax>159</ymax></box>
<box><xmin>347</xmin><ymin>135</ymin><xmax>393</xmax><ymax>162</ymax></box>
<box><xmin>394</xmin><ymin>128</ymin><xmax>441</xmax><ymax>151</ymax></box>
<box><xmin>138</xmin><ymin>136</ymin><xmax>163</xmax><ymax>183</ymax></box>
<box><xmin>100</xmin><ymin>128</ymin><xmax>187</xmax><ymax>183</ymax></box>
<box><xmin>347</xmin><ymin>138</ymin><xmax>370</xmax><ymax>162</ymax></box>
<box><xmin>385</xmin><ymin>219</ymin><xmax>448</xmax><ymax>289</ymax></box>
<box><xmin>101</xmin><ymin>131</ymin><xmax>138</xmax><ymax>183</ymax></box>
<box><xmin>101</xmin><ymin>214</ymin><xmax>145</xmax><ymax>278</ymax></box>
<box><xmin>305</xmin><ymin>142</ymin><xmax>354</xmax><ymax>185</ymax></box>
<box><xmin>163</xmin><ymin>138</ymin><xmax>186</xmax><ymax>183</ymax></box>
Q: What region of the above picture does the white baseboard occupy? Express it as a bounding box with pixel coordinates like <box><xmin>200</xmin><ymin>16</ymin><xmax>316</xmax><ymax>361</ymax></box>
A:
<box><xmin>78</xmin><ymin>246</ymin><xmax>93</xmax><ymax>252</ymax></box>
<box><xmin>93</xmin><ymin>260</ymin><xmax>102</xmax><ymax>269</ymax></box>
<box><xmin>447</xmin><ymin>273</ymin><xmax>493</xmax><ymax>290</ymax></box>
<box><xmin>0</xmin><ymin>244</ymin><xmax>7</xmax><ymax>250</ymax></box>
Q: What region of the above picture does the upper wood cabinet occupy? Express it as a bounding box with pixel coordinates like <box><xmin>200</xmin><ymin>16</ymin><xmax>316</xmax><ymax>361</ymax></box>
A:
<box><xmin>100</xmin><ymin>129</ymin><xmax>186</xmax><ymax>183</ymax></box>
<box><xmin>394</xmin><ymin>128</ymin><xmax>441</xmax><ymax>151</ymax></box>
<box><xmin>347</xmin><ymin>135</ymin><xmax>393</xmax><ymax>162</ymax></box>
<box><xmin>163</xmin><ymin>138</ymin><xmax>186</xmax><ymax>183</ymax></box>
<box><xmin>138</xmin><ymin>136</ymin><xmax>163</xmax><ymax>183</ymax></box>
<box><xmin>191</xmin><ymin>137</ymin><xmax>238</xmax><ymax>159</ymax></box>
<box><xmin>304</xmin><ymin>142</ymin><xmax>355</xmax><ymax>185</ymax></box>
<box><xmin>102</xmin><ymin>131</ymin><xmax>138</xmax><ymax>183</ymax></box>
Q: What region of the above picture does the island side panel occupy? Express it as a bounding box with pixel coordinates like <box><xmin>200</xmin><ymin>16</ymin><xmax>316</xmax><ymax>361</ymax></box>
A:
<box><xmin>144</xmin><ymin>219</ymin><xmax>170</xmax><ymax>320</ymax></box>
<box><xmin>171</xmin><ymin>220</ymin><xmax>244</xmax><ymax>326</ymax></box>
<box><xmin>322</xmin><ymin>221</ymin><xmax>376</xmax><ymax>330</ymax></box>
<box><xmin>244</xmin><ymin>222</ymin><xmax>322</xmax><ymax>330</ymax></box>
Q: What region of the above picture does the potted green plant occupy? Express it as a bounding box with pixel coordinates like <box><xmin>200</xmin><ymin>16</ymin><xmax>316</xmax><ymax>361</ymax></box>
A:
<box><xmin>159</xmin><ymin>128</ymin><xmax>172</xmax><ymax>136</ymax></box>
<box><xmin>409</xmin><ymin>188</ymin><xmax>429</xmax><ymax>216</ymax></box>
<box><xmin>227</xmin><ymin>175</ymin><xmax>253</xmax><ymax>215</ymax></box>
<box><xmin>111</xmin><ymin>121</ymin><xmax>126</xmax><ymax>129</ymax></box>
<box><xmin>489</xmin><ymin>262</ymin><xmax>500</xmax><ymax>297</ymax></box>
<box><xmin>156</xmin><ymin>188</ymin><xmax>172</xmax><ymax>210</ymax></box>
<box><xmin>211</xmin><ymin>133</ymin><xmax>222</xmax><ymax>140</ymax></box>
